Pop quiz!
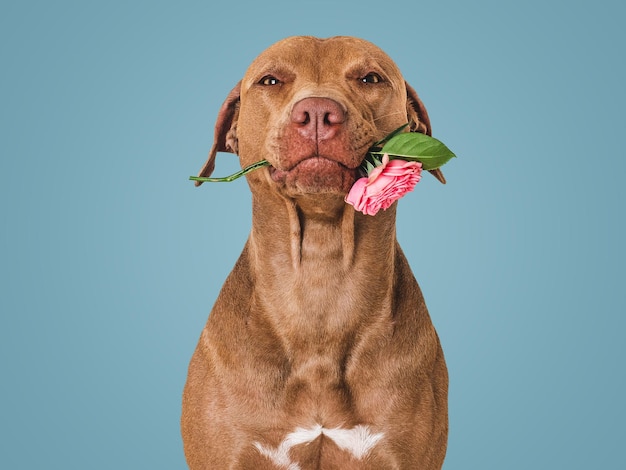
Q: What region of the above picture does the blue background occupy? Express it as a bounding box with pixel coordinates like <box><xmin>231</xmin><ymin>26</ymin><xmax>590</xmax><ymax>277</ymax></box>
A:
<box><xmin>2</xmin><ymin>0</ymin><xmax>624</xmax><ymax>468</ymax></box>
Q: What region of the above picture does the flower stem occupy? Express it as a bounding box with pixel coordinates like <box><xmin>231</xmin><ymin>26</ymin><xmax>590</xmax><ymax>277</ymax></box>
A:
<box><xmin>189</xmin><ymin>160</ymin><xmax>270</xmax><ymax>183</ymax></box>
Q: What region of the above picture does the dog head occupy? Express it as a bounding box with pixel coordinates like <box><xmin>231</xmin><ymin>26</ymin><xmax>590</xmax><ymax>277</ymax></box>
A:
<box><xmin>196</xmin><ymin>36</ymin><xmax>444</xmax><ymax>203</ymax></box>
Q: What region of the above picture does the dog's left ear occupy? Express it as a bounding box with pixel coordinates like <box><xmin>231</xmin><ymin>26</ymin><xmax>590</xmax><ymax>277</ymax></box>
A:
<box><xmin>195</xmin><ymin>81</ymin><xmax>241</xmax><ymax>186</ymax></box>
<box><xmin>405</xmin><ymin>81</ymin><xmax>446</xmax><ymax>184</ymax></box>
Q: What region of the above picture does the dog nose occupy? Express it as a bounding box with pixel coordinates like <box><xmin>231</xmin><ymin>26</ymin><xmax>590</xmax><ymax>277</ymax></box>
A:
<box><xmin>290</xmin><ymin>97</ymin><xmax>346</xmax><ymax>141</ymax></box>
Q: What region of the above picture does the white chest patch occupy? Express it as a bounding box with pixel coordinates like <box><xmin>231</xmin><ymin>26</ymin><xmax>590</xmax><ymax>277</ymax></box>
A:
<box><xmin>253</xmin><ymin>424</ymin><xmax>384</xmax><ymax>469</ymax></box>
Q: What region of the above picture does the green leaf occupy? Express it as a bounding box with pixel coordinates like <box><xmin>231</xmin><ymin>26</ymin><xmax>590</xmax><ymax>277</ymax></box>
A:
<box><xmin>376</xmin><ymin>133</ymin><xmax>456</xmax><ymax>170</ymax></box>
<box><xmin>372</xmin><ymin>122</ymin><xmax>410</xmax><ymax>147</ymax></box>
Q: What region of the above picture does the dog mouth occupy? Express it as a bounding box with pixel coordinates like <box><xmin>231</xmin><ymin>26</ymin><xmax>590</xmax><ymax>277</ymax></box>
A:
<box><xmin>270</xmin><ymin>156</ymin><xmax>353</xmax><ymax>178</ymax></box>
<box><xmin>268</xmin><ymin>156</ymin><xmax>359</xmax><ymax>194</ymax></box>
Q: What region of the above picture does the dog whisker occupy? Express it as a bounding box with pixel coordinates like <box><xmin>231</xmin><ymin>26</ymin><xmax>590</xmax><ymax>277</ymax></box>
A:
<box><xmin>372</xmin><ymin>110</ymin><xmax>405</xmax><ymax>122</ymax></box>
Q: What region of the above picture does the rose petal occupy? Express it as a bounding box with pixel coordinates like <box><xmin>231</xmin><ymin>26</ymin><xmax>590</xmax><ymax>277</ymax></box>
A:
<box><xmin>345</xmin><ymin>177</ymin><xmax>369</xmax><ymax>212</ymax></box>
<box><xmin>347</xmin><ymin>155</ymin><xmax>423</xmax><ymax>216</ymax></box>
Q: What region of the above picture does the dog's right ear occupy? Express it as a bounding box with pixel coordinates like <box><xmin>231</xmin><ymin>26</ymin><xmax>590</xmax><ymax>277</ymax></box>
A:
<box><xmin>195</xmin><ymin>81</ymin><xmax>241</xmax><ymax>186</ymax></box>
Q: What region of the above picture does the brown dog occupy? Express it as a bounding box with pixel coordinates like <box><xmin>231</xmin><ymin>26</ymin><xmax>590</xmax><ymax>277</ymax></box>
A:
<box><xmin>182</xmin><ymin>36</ymin><xmax>448</xmax><ymax>469</ymax></box>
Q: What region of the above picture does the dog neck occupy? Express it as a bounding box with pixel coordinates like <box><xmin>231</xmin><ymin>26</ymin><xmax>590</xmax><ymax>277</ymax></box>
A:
<box><xmin>250</xmin><ymin>190</ymin><xmax>397</xmax><ymax>272</ymax></box>
<box><xmin>246</xmin><ymin>190</ymin><xmax>399</xmax><ymax>352</ymax></box>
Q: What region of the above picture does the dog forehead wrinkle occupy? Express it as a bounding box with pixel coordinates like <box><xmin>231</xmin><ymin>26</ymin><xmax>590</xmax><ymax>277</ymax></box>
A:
<box><xmin>248</xmin><ymin>43</ymin><xmax>319</xmax><ymax>78</ymax></box>
<box><xmin>249</xmin><ymin>36</ymin><xmax>401</xmax><ymax>83</ymax></box>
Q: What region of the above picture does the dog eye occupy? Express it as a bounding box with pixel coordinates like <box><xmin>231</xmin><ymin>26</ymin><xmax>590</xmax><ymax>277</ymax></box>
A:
<box><xmin>361</xmin><ymin>73</ymin><xmax>382</xmax><ymax>84</ymax></box>
<box><xmin>259</xmin><ymin>75</ymin><xmax>281</xmax><ymax>86</ymax></box>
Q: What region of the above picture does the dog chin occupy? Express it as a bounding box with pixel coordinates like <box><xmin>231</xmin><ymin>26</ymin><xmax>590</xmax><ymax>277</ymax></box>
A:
<box><xmin>270</xmin><ymin>157</ymin><xmax>357</xmax><ymax>195</ymax></box>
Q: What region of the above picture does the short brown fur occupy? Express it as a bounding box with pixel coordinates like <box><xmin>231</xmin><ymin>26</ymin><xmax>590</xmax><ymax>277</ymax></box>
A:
<box><xmin>182</xmin><ymin>36</ymin><xmax>448</xmax><ymax>469</ymax></box>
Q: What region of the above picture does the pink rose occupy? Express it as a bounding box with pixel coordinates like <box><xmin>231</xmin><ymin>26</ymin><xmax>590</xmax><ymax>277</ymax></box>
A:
<box><xmin>345</xmin><ymin>154</ymin><xmax>422</xmax><ymax>215</ymax></box>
